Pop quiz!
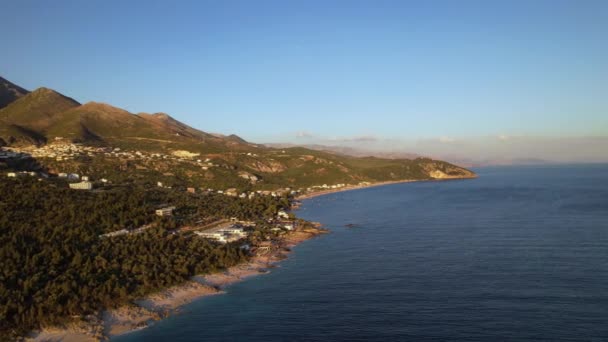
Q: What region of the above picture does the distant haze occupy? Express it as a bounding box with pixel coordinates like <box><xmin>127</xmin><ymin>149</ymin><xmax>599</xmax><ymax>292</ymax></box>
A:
<box><xmin>265</xmin><ymin>135</ymin><xmax>608</xmax><ymax>166</ymax></box>
<box><xmin>1</xmin><ymin>0</ymin><xmax>606</xmax><ymax>163</ymax></box>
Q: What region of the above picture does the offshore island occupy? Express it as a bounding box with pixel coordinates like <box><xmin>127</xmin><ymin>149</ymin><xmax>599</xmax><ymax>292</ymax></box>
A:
<box><xmin>0</xmin><ymin>76</ymin><xmax>475</xmax><ymax>341</ymax></box>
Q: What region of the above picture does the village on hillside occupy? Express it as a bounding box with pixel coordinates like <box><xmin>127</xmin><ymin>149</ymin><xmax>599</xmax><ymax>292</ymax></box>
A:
<box><xmin>1</xmin><ymin>142</ymin><xmax>335</xmax><ymax>254</ymax></box>
<box><xmin>1</xmin><ymin>142</ymin><xmax>371</xmax><ymax>196</ymax></box>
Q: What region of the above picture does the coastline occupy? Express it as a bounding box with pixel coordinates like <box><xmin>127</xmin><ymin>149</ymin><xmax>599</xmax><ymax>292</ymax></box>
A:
<box><xmin>295</xmin><ymin>179</ymin><xmax>418</xmax><ymax>201</ymax></box>
<box><xmin>26</xmin><ymin>225</ymin><xmax>327</xmax><ymax>342</ymax></box>
<box><xmin>295</xmin><ymin>176</ymin><xmax>476</xmax><ymax>201</ymax></box>
<box><xmin>26</xmin><ymin>176</ymin><xmax>475</xmax><ymax>341</ymax></box>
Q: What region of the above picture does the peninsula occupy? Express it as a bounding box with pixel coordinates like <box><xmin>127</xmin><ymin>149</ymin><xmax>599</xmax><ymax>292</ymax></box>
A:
<box><xmin>0</xmin><ymin>76</ymin><xmax>475</xmax><ymax>341</ymax></box>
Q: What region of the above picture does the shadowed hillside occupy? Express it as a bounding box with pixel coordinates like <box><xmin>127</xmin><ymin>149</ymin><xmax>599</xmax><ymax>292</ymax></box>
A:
<box><xmin>0</xmin><ymin>76</ymin><xmax>29</xmax><ymax>109</ymax></box>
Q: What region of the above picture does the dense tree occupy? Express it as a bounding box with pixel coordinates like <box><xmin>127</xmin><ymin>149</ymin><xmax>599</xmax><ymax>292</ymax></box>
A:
<box><xmin>0</xmin><ymin>177</ymin><xmax>289</xmax><ymax>339</ymax></box>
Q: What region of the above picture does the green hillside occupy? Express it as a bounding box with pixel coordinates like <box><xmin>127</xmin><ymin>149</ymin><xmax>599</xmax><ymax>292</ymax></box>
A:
<box><xmin>0</xmin><ymin>76</ymin><xmax>476</xmax><ymax>187</ymax></box>
<box><xmin>0</xmin><ymin>87</ymin><xmax>80</xmax><ymax>129</ymax></box>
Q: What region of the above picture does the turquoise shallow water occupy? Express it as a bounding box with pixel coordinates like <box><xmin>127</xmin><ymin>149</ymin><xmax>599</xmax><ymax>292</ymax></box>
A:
<box><xmin>115</xmin><ymin>165</ymin><xmax>608</xmax><ymax>341</ymax></box>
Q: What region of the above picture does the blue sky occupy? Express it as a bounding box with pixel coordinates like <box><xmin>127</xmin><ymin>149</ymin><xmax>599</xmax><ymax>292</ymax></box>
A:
<box><xmin>1</xmin><ymin>0</ymin><xmax>607</xmax><ymax>161</ymax></box>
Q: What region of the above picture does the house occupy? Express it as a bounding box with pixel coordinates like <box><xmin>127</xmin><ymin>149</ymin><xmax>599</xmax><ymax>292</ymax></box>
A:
<box><xmin>218</xmin><ymin>226</ymin><xmax>246</xmax><ymax>237</ymax></box>
<box><xmin>194</xmin><ymin>231</ymin><xmax>227</xmax><ymax>243</ymax></box>
<box><xmin>155</xmin><ymin>206</ymin><xmax>176</xmax><ymax>217</ymax></box>
<box><xmin>277</xmin><ymin>210</ymin><xmax>290</xmax><ymax>219</ymax></box>
<box><xmin>69</xmin><ymin>181</ymin><xmax>93</xmax><ymax>190</ymax></box>
<box><xmin>58</xmin><ymin>173</ymin><xmax>68</xmax><ymax>178</ymax></box>
<box><xmin>157</xmin><ymin>181</ymin><xmax>163</xmax><ymax>187</ymax></box>
<box><xmin>187</xmin><ymin>187</ymin><xmax>196</xmax><ymax>193</ymax></box>
<box><xmin>7</xmin><ymin>172</ymin><xmax>17</xmax><ymax>178</ymax></box>
<box><xmin>81</xmin><ymin>176</ymin><xmax>90</xmax><ymax>181</ymax></box>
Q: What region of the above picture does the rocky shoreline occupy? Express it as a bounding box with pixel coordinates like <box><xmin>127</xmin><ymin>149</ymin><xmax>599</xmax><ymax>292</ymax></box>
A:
<box><xmin>26</xmin><ymin>225</ymin><xmax>327</xmax><ymax>342</ymax></box>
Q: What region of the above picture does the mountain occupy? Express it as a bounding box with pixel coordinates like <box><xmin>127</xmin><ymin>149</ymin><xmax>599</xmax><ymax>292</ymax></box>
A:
<box><xmin>0</xmin><ymin>87</ymin><xmax>81</xmax><ymax>146</ymax></box>
<box><xmin>0</xmin><ymin>76</ymin><xmax>29</xmax><ymax>109</ymax></box>
<box><xmin>0</xmin><ymin>87</ymin><xmax>255</xmax><ymax>151</ymax></box>
<box><xmin>0</xmin><ymin>87</ymin><xmax>80</xmax><ymax>128</ymax></box>
<box><xmin>0</xmin><ymin>76</ymin><xmax>475</xmax><ymax>186</ymax></box>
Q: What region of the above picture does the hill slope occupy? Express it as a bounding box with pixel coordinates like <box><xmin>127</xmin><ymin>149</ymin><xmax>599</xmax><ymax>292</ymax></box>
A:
<box><xmin>0</xmin><ymin>87</ymin><xmax>80</xmax><ymax>129</ymax></box>
<box><xmin>0</xmin><ymin>76</ymin><xmax>476</xmax><ymax>185</ymax></box>
<box><xmin>0</xmin><ymin>76</ymin><xmax>29</xmax><ymax>109</ymax></box>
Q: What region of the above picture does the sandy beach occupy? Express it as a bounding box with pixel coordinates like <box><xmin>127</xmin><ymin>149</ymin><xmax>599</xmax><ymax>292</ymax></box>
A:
<box><xmin>295</xmin><ymin>175</ymin><xmax>477</xmax><ymax>201</ymax></box>
<box><xmin>27</xmin><ymin>225</ymin><xmax>326</xmax><ymax>341</ymax></box>
<box><xmin>26</xmin><ymin>315</ymin><xmax>104</xmax><ymax>342</ymax></box>
<box><xmin>295</xmin><ymin>179</ymin><xmax>418</xmax><ymax>201</ymax></box>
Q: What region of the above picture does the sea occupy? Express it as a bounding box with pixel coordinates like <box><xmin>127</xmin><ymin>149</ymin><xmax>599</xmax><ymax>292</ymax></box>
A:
<box><xmin>115</xmin><ymin>165</ymin><xmax>608</xmax><ymax>341</ymax></box>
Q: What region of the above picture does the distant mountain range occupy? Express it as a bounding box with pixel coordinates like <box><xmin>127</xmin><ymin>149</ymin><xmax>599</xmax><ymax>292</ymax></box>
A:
<box><xmin>0</xmin><ymin>76</ymin><xmax>475</xmax><ymax>186</ymax></box>
<box><xmin>265</xmin><ymin>143</ymin><xmax>421</xmax><ymax>160</ymax></box>
<box><xmin>0</xmin><ymin>80</ymin><xmax>257</xmax><ymax>152</ymax></box>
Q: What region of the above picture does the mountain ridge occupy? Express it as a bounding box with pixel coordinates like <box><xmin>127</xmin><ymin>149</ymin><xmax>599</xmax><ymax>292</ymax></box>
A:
<box><xmin>0</xmin><ymin>76</ymin><xmax>30</xmax><ymax>109</ymax></box>
<box><xmin>0</xmin><ymin>76</ymin><xmax>476</xmax><ymax>186</ymax></box>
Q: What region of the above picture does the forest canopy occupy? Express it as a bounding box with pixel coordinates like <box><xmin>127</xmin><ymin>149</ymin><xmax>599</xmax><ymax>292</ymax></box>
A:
<box><xmin>0</xmin><ymin>177</ymin><xmax>289</xmax><ymax>339</ymax></box>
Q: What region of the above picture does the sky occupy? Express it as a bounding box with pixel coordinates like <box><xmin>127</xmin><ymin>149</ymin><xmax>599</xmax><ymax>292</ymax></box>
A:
<box><xmin>1</xmin><ymin>0</ymin><xmax>607</xmax><ymax>163</ymax></box>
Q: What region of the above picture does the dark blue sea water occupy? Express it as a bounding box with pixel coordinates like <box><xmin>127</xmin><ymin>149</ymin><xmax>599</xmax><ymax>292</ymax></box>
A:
<box><xmin>115</xmin><ymin>165</ymin><xmax>608</xmax><ymax>341</ymax></box>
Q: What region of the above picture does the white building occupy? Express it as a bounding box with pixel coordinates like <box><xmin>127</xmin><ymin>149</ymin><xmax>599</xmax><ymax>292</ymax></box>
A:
<box><xmin>155</xmin><ymin>206</ymin><xmax>176</xmax><ymax>217</ymax></box>
<box><xmin>218</xmin><ymin>226</ymin><xmax>247</xmax><ymax>237</ymax></box>
<box><xmin>195</xmin><ymin>224</ymin><xmax>249</xmax><ymax>244</ymax></box>
<box><xmin>194</xmin><ymin>231</ymin><xmax>227</xmax><ymax>243</ymax></box>
<box><xmin>69</xmin><ymin>181</ymin><xmax>93</xmax><ymax>190</ymax></box>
